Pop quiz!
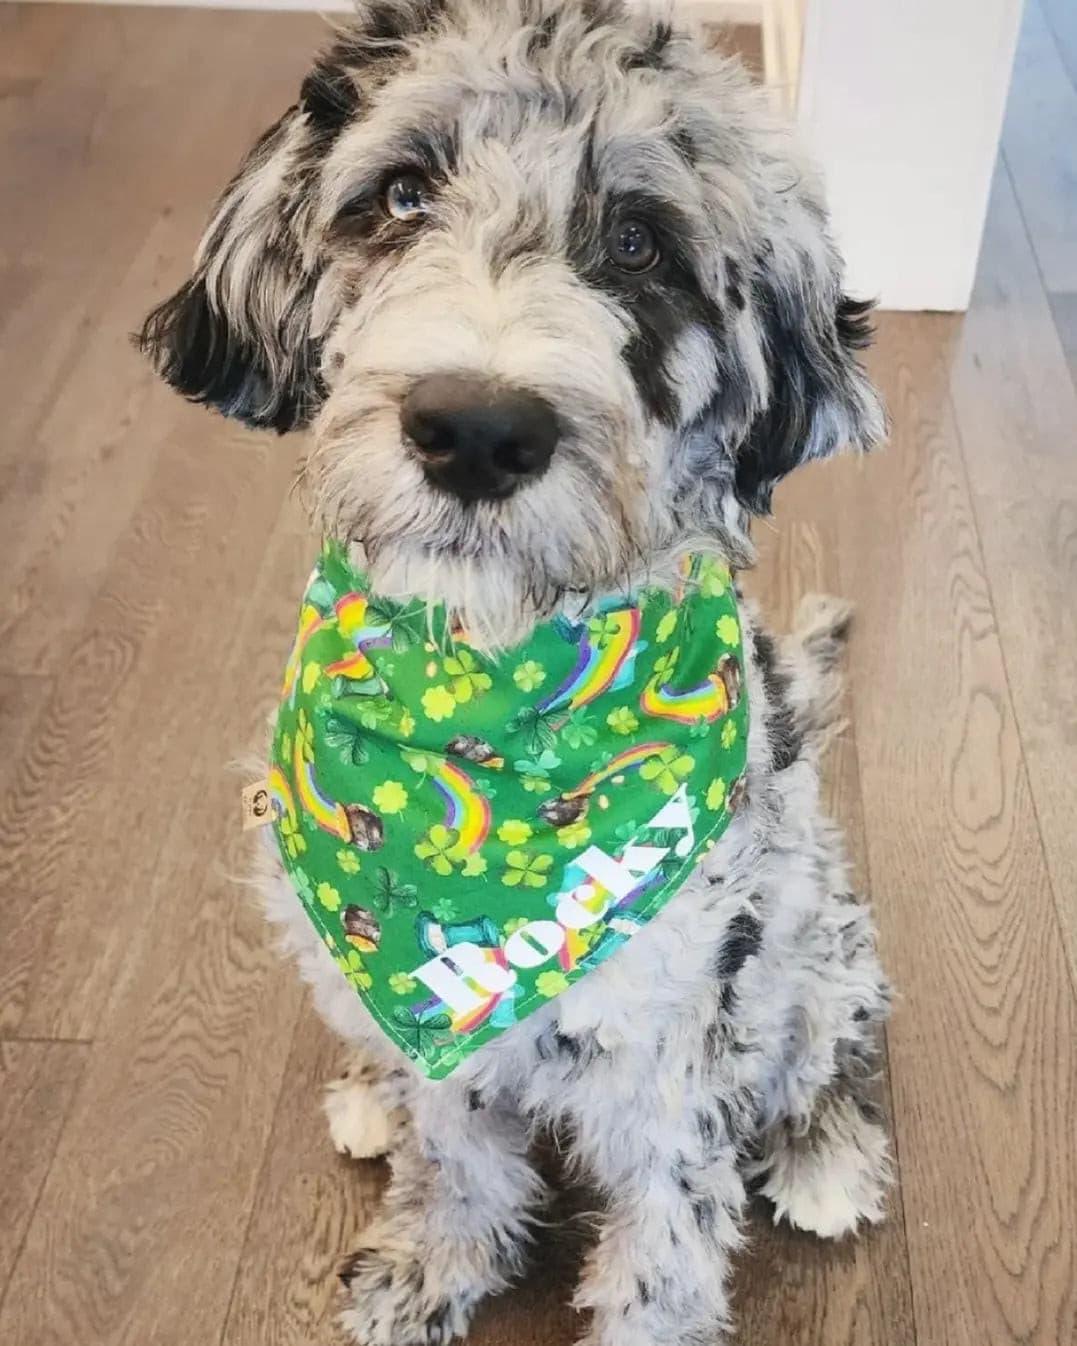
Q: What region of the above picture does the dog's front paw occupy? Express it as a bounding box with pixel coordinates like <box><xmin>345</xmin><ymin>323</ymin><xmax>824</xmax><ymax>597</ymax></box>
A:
<box><xmin>324</xmin><ymin>1073</ymin><xmax>395</xmax><ymax>1160</ymax></box>
<box><xmin>339</xmin><ymin>1247</ymin><xmax>473</xmax><ymax>1346</ymax></box>
<box><xmin>761</xmin><ymin>1096</ymin><xmax>891</xmax><ymax>1239</ymax></box>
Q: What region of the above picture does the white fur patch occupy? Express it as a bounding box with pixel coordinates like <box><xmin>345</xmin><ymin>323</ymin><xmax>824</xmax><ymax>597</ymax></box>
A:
<box><xmin>761</xmin><ymin>1094</ymin><xmax>891</xmax><ymax>1239</ymax></box>
<box><xmin>324</xmin><ymin>1075</ymin><xmax>394</xmax><ymax>1159</ymax></box>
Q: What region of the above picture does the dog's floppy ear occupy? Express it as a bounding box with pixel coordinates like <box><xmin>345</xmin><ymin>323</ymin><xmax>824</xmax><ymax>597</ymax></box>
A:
<box><xmin>138</xmin><ymin>2</ymin><xmax>447</xmax><ymax>431</ymax></box>
<box><xmin>732</xmin><ymin>261</ymin><xmax>885</xmax><ymax>513</ymax></box>
<box><xmin>138</xmin><ymin>101</ymin><xmax>333</xmax><ymax>433</ymax></box>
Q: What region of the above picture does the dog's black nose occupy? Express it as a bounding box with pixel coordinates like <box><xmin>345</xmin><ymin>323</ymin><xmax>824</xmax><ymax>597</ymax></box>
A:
<box><xmin>401</xmin><ymin>375</ymin><xmax>559</xmax><ymax>502</ymax></box>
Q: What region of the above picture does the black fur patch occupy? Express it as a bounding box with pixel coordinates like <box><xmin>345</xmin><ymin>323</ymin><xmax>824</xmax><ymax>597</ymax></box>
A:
<box><xmin>570</xmin><ymin>189</ymin><xmax>725</xmax><ymax>425</ymax></box>
<box><xmin>712</xmin><ymin>910</ymin><xmax>763</xmax><ymax>980</ymax></box>
<box><xmin>733</xmin><ymin>279</ymin><xmax>876</xmax><ymax>513</ymax></box>
<box><xmin>301</xmin><ymin>56</ymin><xmax>361</xmax><ymax>136</ymax></box>
<box><xmin>837</xmin><ymin>294</ymin><xmax>875</xmax><ymax>349</ymax></box>
<box><xmin>364</xmin><ymin>0</ymin><xmax>447</xmax><ymax>46</ymax></box>
<box><xmin>752</xmin><ymin>628</ymin><xmax>799</xmax><ymax>770</ymax></box>
<box><xmin>626</xmin><ymin>21</ymin><xmax>673</xmax><ymax>70</ymax></box>
<box><xmin>725</xmin><ymin>257</ymin><xmax>745</xmax><ymax>311</ymax></box>
<box><xmin>554</xmin><ymin>1031</ymin><xmax>581</xmax><ymax>1061</ymax></box>
<box><xmin>136</xmin><ymin>278</ymin><xmax>322</xmax><ymax>432</ymax></box>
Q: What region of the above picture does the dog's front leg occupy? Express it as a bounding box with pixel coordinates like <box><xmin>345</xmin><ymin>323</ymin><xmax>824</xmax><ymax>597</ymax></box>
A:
<box><xmin>571</xmin><ymin>1081</ymin><xmax>745</xmax><ymax>1346</ymax></box>
<box><xmin>339</xmin><ymin>1081</ymin><xmax>546</xmax><ymax>1346</ymax></box>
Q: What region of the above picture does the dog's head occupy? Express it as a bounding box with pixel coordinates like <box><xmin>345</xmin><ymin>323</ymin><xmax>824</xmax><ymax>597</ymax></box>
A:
<box><xmin>140</xmin><ymin>0</ymin><xmax>883</xmax><ymax>641</ymax></box>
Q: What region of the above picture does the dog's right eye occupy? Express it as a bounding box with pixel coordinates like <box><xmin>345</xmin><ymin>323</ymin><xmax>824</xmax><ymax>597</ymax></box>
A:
<box><xmin>383</xmin><ymin>172</ymin><xmax>431</xmax><ymax>223</ymax></box>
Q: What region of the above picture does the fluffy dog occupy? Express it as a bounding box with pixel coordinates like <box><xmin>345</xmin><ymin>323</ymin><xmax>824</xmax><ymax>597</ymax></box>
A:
<box><xmin>140</xmin><ymin>2</ymin><xmax>891</xmax><ymax>1342</ymax></box>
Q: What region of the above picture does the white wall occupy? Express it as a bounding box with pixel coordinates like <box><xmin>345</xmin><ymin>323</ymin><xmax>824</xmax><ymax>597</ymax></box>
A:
<box><xmin>796</xmin><ymin>0</ymin><xmax>1025</xmax><ymax>310</ymax></box>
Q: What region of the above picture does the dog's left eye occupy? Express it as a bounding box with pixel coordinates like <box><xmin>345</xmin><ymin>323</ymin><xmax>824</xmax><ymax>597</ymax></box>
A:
<box><xmin>384</xmin><ymin>172</ymin><xmax>431</xmax><ymax>223</ymax></box>
<box><xmin>608</xmin><ymin>218</ymin><xmax>660</xmax><ymax>273</ymax></box>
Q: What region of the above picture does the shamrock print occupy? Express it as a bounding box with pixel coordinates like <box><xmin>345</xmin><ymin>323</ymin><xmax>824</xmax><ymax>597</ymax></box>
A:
<box><xmin>421</xmin><ymin>685</ymin><xmax>456</xmax><ymax>722</ymax></box>
<box><xmin>278</xmin><ymin>813</ymin><xmax>307</xmax><ymax>860</ymax></box>
<box><xmin>651</xmin><ymin>648</ymin><xmax>679</xmax><ymax>682</ymax></box>
<box><xmin>721</xmin><ymin>720</ymin><xmax>738</xmax><ymax>750</ymax></box>
<box><xmin>389</xmin><ymin>971</ymin><xmax>417</xmax><ymax>996</ymax></box>
<box><xmin>460</xmin><ymin>853</ymin><xmax>488</xmax><ymax>877</ymax></box>
<box><xmin>414</xmin><ymin>824</ymin><xmax>461</xmax><ymax>876</ymax></box>
<box><xmin>697</xmin><ymin>556</ymin><xmax>730</xmax><ymax>598</ymax></box>
<box><xmin>502</xmin><ymin>851</ymin><xmax>554</xmax><ymax>888</ymax></box>
<box><xmin>301</xmin><ymin>661</ymin><xmax>321</xmax><ymax>695</ymax></box>
<box><xmin>655</xmin><ymin>608</ymin><xmax>678</xmax><ymax>644</ymax></box>
<box><xmin>506</xmin><ymin>704</ymin><xmax>560</xmax><ymax>755</ymax></box>
<box><xmin>353</xmin><ymin>694</ymin><xmax>396</xmax><ymax>731</ymax></box>
<box><xmin>502</xmin><ymin>916</ymin><xmax>530</xmax><ymax>937</ymax></box>
<box><xmin>706</xmin><ymin>778</ymin><xmax>727</xmax><ymax>811</ymax></box>
<box><xmin>639</xmin><ymin>746</ymin><xmax>695</xmax><ymax>795</ymax></box>
<box><xmin>367</xmin><ymin>597</ymin><xmax>424</xmax><ymax>653</ymax></box>
<box><xmin>390</xmin><ymin>1005</ymin><xmax>454</xmax><ymax>1062</ymax></box>
<box><xmin>372</xmin><ymin>780</ymin><xmax>408</xmax><ymax>814</ymax></box>
<box><xmin>556</xmin><ymin>819</ymin><xmax>592</xmax><ymax>849</ymax></box>
<box><xmin>337</xmin><ymin>949</ymin><xmax>372</xmax><ymax>991</ymax></box>
<box><xmin>498</xmin><ymin>819</ymin><xmax>533</xmax><ymax>845</ymax></box>
<box><xmin>336</xmin><ymin>847</ymin><xmax>360</xmax><ymax>875</ymax></box>
<box><xmin>443</xmin><ymin>649</ymin><xmax>493</xmax><ymax>703</ymax></box>
<box><xmin>431</xmin><ymin>898</ymin><xmax>458</xmax><ymax>922</ymax></box>
<box><xmin>560</xmin><ymin>711</ymin><xmax>598</xmax><ymax>750</ymax></box>
<box><xmin>587</xmin><ymin>613</ymin><xmax>622</xmax><ymax>647</ymax></box>
<box><xmin>402</xmin><ymin>749</ymin><xmax>437</xmax><ymax>777</ymax></box>
<box><xmin>291</xmin><ymin>867</ymin><xmax>314</xmax><ymax>903</ymax></box>
<box><xmin>716</xmin><ymin>614</ymin><xmax>740</xmax><ymax>646</ymax></box>
<box><xmin>371</xmin><ymin>866</ymin><xmax>419</xmax><ymax>914</ymax></box>
<box><xmin>536</xmin><ymin>970</ymin><xmax>570</xmax><ymax>998</ymax></box>
<box><xmin>398</xmin><ymin>709</ymin><xmax>416</xmax><ymax>738</ymax></box>
<box><xmin>606</xmin><ymin>706</ymin><xmax>639</xmax><ymax>736</ymax></box>
<box><xmin>297</xmin><ymin>708</ymin><xmax>315</xmax><ymax>762</ymax></box>
<box><xmin>512</xmin><ymin>660</ymin><xmax>546</xmax><ymax>692</ymax></box>
<box><xmin>513</xmin><ymin>749</ymin><xmax>561</xmax><ymax>793</ymax></box>
<box><xmin>323</xmin><ymin>713</ymin><xmax>369</xmax><ymax>766</ymax></box>
<box><xmin>317</xmin><ymin>881</ymin><xmax>341</xmax><ymax>912</ymax></box>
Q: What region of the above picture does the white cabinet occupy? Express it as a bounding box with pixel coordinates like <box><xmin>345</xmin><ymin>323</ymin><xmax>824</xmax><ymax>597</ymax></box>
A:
<box><xmin>670</xmin><ymin>0</ymin><xmax>1025</xmax><ymax>310</ymax></box>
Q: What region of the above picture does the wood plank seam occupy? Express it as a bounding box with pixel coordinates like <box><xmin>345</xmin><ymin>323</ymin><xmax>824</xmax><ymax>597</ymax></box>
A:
<box><xmin>836</xmin><ymin>716</ymin><xmax>921</xmax><ymax>1346</ymax></box>
<box><xmin>0</xmin><ymin>1036</ymin><xmax>93</xmax><ymax>1046</ymax></box>
<box><xmin>0</xmin><ymin>1044</ymin><xmax>90</xmax><ymax>1320</ymax></box>
<box><xmin>213</xmin><ymin>993</ymin><xmax>309</xmax><ymax>1346</ymax></box>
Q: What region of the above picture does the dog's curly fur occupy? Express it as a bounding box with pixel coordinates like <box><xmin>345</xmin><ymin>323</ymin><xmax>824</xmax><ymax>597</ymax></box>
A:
<box><xmin>140</xmin><ymin>3</ymin><xmax>891</xmax><ymax>1342</ymax></box>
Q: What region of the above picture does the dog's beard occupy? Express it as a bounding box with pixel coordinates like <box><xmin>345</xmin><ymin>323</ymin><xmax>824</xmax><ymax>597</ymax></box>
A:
<box><xmin>305</xmin><ymin>385</ymin><xmax>658</xmax><ymax>648</ymax></box>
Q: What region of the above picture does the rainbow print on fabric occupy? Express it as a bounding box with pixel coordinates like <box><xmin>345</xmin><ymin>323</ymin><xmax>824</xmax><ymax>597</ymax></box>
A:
<box><xmin>429</xmin><ymin>759</ymin><xmax>492</xmax><ymax>855</ymax></box>
<box><xmin>325</xmin><ymin>594</ymin><xmax>393</xmax><ymax>683</ymax></box>
<box><xmin>268</xmin><ymin>765</ymin><xmax>297</xmax><ymax>828</ymax></box>
<box><xmin>281</xmin><ymin>593</ymin><xmax>392</xmax><ymax>701</ymax></box>
<box><xmin>641</xmin><ymin>668</ymin><xmax>733</xmax><ymax>725</ymax></box>
<box><xmin>281</xmin><ymin>603</ymin><xmax>325</xmax><ymax>703</ymax></box>
<box><xmin>294</xmin><ymin>734</ymin><xmax>353</xmax><ymax>843</ymax></box>
<box><xmin>539</xmin><ymin>608</ymin><xmax>642</xmax><ymax>715</ymax></box>
<box><xmin>562</xmin><ymin>741</ymin><xmax>671</xmax><ymax>800</ymax></box>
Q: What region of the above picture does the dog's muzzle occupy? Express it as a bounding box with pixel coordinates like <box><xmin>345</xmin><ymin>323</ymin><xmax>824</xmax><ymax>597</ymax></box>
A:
<box><xmin>401</xmin><ymin>373</ymin><xmax>560</xmax><ymax>503</ymax></box>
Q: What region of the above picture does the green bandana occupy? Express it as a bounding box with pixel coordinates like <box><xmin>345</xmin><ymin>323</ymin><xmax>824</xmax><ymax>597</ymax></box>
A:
<box><xmin>269</xmin><ymin>542</ymin><xmax>748</xmax><ymax>1079</ymax></box>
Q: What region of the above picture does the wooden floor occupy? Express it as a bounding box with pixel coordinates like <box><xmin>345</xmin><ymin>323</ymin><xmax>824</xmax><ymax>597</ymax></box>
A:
<box><xmin>1</xmin><ymin>4</ymin><xmax>1075</xmax><ymax>1344</ymax></box>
